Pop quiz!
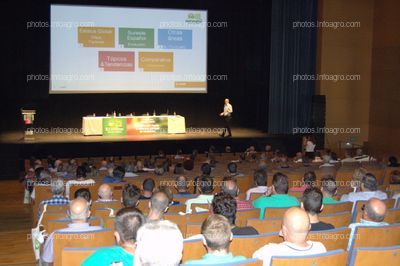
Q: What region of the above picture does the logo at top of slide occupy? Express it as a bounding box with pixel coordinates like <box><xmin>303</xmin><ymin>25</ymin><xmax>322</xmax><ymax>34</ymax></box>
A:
<box><xmin>78</xmin><ymin>27</ymin><xmax>115</xmax><ymax>47</ymax></box>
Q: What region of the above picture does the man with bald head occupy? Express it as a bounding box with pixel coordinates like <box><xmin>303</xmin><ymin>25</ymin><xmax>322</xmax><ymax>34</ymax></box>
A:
<box><xmin>41</xmin><ymin>198</ymin><xmax>103</xmax><ymax>264</ymax></box>
<box><xmin>147</xmin><ymin>190</ymin><xmax>170</xmax><ymax>221</ymax></box>
<box><xmin>96</xmin><ymin>184</ymin><xmax>116</xmax><ymax>202</ymax></box>
<box><xmin>222</xmin><ymin>176</ymin><xmax>252</xmax><ymax>210</ymax></box>
<box><xmin>347</xmin><ymin>197</ymin><xmax>388</xmax><ymax>250</ymax></box>
<box><xmin>253</xmin><ymin>207</ymin><xmax>326</xmax><ymax>265</ymax></box>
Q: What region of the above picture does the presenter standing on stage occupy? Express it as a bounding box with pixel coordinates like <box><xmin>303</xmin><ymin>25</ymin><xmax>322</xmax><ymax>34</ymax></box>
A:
<box><xmin>219</xmin><ymin>98</ymin><xmax>233</xmax><ymax>137</ymax></box>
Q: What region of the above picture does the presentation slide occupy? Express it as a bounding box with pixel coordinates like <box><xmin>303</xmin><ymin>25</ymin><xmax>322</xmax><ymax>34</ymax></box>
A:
<box><xmin>50</xmin><ymin>5</ymin><xmax>207</xmax><ymax>93</ymax></box>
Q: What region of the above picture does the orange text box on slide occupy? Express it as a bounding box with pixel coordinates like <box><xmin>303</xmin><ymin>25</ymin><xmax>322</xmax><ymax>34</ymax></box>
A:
<box><xmin>175</xmin><ymin>81</ymin><xmax>207</xmax><ymax>88</ymax></box>
<box><xmin>78</xmin><ymin>27</ymin><xmax>115</xmax><ymax>47</ymax></box>
<box><xmin>99</xmin><ymin>51</ymin><xmax>135</xmax><ymax>71</ymax></box>
<box><xmin>138</xmin><ymin>52</ymin><xmax>173</xmax><ymax>72</ymax></box>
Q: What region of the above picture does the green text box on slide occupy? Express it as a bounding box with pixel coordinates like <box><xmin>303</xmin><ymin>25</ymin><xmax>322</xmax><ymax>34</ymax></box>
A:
<box><xmin>119</xmin><ymin>28</ymin><xmax>154</xmax><ymax>48</ymax></box>
<box><xmin>102</xmin><ymin>118</ymin><xmax>127</xmax><ymax>136</ymax></box>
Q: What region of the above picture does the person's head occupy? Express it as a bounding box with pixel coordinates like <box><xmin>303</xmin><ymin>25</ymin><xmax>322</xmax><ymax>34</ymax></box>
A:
<box><xmin>257</xmin><ymin>162</ymin><xmax>268</xmax><ymax>175</ymax></box>
<box><xmin>227</xmin><ymin>162</ymin><xmax>237</xmax><ymax>174</ymax></box>
<box><xmin>201</xmin><ymin>214</ymin><xmax>233</xmax><ymax>253</ymax></box>
<box><xmin>211</xmin><ymin>192</ymin><xmax>237</xmax><ymax>225</ymax></box>
<box><xmin>254</xmin><ymin>170</ymin><xmax>267</xmax><ymax>186</ymax></box>
<box><xmin>322</xmin><ymin>155</ymin><xmax>331</xmax><ymax>164</ymax></box>
<box><xmin>352</xmin><ymin>167</ymin><xmax>368</xmax><ymax>185</ymax></box>
<box><xmin>142</xmin><ymin>178</ymin><xmax>155</xmax><ymax>192</ymax></box>
<box><xmin>135</xmin><ymin>220</ymin><xmax>183</xmax><ymax>266</ymax></box>
<box><xmin>361</xmin><ymin>173</ymin><xmax>378</xmax><ymax>192</ymax></box>
<box><xmin>175</xmin><ymin>175</ymin><xmax>189</xmax><ymax>192</ymax></box>
<box><xmin>356</xmin><ymin>148</ymin><xmax>363</xmax><ymax>156</ymax></box>
<box><xmin>272</xmin><ymin>172</ymin><xmax>289</xmax><ymax>194</ymax></box>
<box><xmin>301</xmin><ymin>187</ymin><xmax>323</xmax><ymax>216</ymax></box>
<box><xmin>303</xmin><ymin>171</ymin><xmax>316</xmax><ymax>187</ymax></box>
<box><xmin>174</xmin><ymin>163</ymin><xmax>185</xmax><ymax>175</ymax></box>
<box><xmin>224</xmin><ymin>98</ymin><xmax>230</xmax><ymax>104</ymax></box>
<box><xmin>98</xmin><ymin>184</ymin><xmax>113</xmax><ymax>200</ymax></box>
<box><xmin>320</xmin><ymin>175</ymin><xmax>337</xmax><ymax>197</ymax></box>
<box><xmin>50</xmin><ymin>176</ymin><xmax>65</xmax><ymax>196</ymax></box>
<box><xmin>74</xmin><ymin>188</ymin><xmax>91</xmax><ymax>203</ymax></box>
<box><xmin>68</xmin><ymin>198</ymin><xmax>90</xmax><ymax>222</ymax></box>
<box><xmin>199</xmin><ymin>175</ymin><xmax>214</xmax><ymax>194</ymax></box>
<box><xmin>114</xmin><ymin>207</ymin><xmax>145</xmax><ymax>246</ymax></box>
<box><xmin>76</xmin><ymin>166</ymin><xmax>87</xmax><ymax>179</ymax></box>
<box><xmin>281</xmin><ymin>207</ymin><xmax>310</xmax><ymax>244</ymax></box>
<box><xmin>201</xmin><ymin>163</ymin><xmax>212</xmax><ymax>175</ymax></box>
<box><xmin>122</xmin><ymin>184</ymin><xmax>141</xmax><ymax>208</ymax></box>
<box><xmin>158</xmin><ymin>186</ymin><xmax>174</xmax><ymax>205</ymax></box>
<box><xmin>154</xmin><ymin>166</ymin><xmax>165</xmax><ymax>176</ymax></box>
<box><xmin>113</xmin><ymin>166</ymin><xmax>125</xmax><ymax>181</ymax></box>
<box><xmin>221</xmin><ymin>176</ymin><xmax>239</xmax><ymax>197</ymax></box>
<box><xmin>390</xmin><ymin>170</ymin><xmax>400</xmax><ymax>184</ymax></box>
<box><xmin>362</xmin><ymin>198</ymin><xmax>387</xmax><ymax>222</ymax></box>
<box><xmin>39</xmin><ymin>168</ymin><xmax>51</xmax><ymax>183</ymax></box>
<box><xmin>149</xmin><ymin>191</ymin><xmax>170</xmax><ymax>220</ymax></box>
<box><xmin>388</xmin><ymin>156</ymin><xmax>399</xmax><ymax>167</ymax></box>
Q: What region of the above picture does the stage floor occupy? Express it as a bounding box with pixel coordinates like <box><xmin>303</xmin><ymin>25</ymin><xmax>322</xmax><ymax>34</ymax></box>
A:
<box><xmin>0</xmin><ymin>127</ymin><xmax>268</xmax><ymax>144</ymax></box>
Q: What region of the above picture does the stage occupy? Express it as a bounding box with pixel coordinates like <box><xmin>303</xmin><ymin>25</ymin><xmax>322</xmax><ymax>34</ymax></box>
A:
<box><xmin>0</xmin><ymin>127</ymin><xmax>302</xmax><ymax>179</ymax></box>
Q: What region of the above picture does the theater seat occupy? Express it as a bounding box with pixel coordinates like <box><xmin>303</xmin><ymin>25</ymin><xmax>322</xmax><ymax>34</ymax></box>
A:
<box><xmin>307</xmin><ymin>227</ymin><xmax>351</xmax><ymax>251</ymax></box>
<box><xmin>62</xmin><ymin>247</ymin><xmax>113</xmax><ymax>266</ymax></box>
<box><xmin>349</xmin><ymin>245</ymin><xmax>400</xmax><ymax>266</ymax></box>
<box><xmin>181</xmin><ymin>258</ymin><xmax>263</xmax><ymax>265</ymax></box>
<box><xmin>319</xmin><ymin>211</ymin><xmax>352</xmax><ymax>228</ymax></box>
<box><xmin>246</xmin><ymin>218</ymin><xmax>281</xmax><ymax>234</ymax></box>
<box><xmin>53</xmin><ymin>228</ymin><xmax>115</xmax><ymax>266</ymax></box>
<box><xmin>322</xmin><ymin>202</ymin><xmax>353</xmax><ymax>214</ymax></box>
<box><xmin>182</xmin><ymin>238</ymin><xmax>207</xmax><ymax>263</ymax></box>
<box><xmin>231</xmin><ymin>232</ymin><xmax>282</xmax><ymax>258</ymax></box>
<box><xmin>270</xmin><ymin>249</ymin><xmax>347</xmax><ymax>266</ymax></box>
<box><xmin>236</xmin><ymin>208</ymin><xmax>260</xmax><ymax>226</ymax></box>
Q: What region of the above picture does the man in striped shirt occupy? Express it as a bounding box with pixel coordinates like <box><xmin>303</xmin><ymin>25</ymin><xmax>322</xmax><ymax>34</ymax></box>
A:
<box><xmin>37</xmin><ymin>176</ymin><xmax>69</xmax><ymax>219</ymax></box>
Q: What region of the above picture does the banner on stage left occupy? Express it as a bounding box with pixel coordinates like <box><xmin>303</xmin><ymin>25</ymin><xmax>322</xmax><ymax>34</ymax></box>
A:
<box><xmin>102</xmin><ymin>118</ymin><xmax>127</xmax><ymax>136</ymax></box>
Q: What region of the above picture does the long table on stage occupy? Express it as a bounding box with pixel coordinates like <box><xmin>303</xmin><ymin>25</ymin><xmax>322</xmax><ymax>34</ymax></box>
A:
<box><xmin>82</xmin><ymin>115</ymin><xmax>186</xmax><ymax>136</ymax></box>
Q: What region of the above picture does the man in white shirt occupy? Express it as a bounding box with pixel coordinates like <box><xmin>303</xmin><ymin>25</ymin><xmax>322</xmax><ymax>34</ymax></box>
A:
<box><xmin>246</xmin><ymin>170</ymin><xmax>268</xmax><ymax>200</ymax></box>
<box><xmin>219</xmin><ymin>98</ymin><xmax>233</xmax><ymax>137</ymax></box>
<box><xmin>340</xmin><ymin>173</ymin><xmax>387</xmax><ymax>202</ymax></box>
<box><xmin>253</xmin><ymin>207</ymin><xmax>326</xmax><ymax>265</ymax></box>
<box><xmin>185</xmin><ymin>175</ymin><xmax>214</xmax><ymax>213</ymax></box>
<box><xmin>65</xmin><ymin>166</ymin><xmax>95</xmax><ymax>198</ymax></box>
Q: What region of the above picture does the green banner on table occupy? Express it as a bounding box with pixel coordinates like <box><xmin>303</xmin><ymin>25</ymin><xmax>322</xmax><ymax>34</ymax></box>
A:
<box><xmin>102</xmin><ymin>117</ymin><xmax>127</xmax><ymax>136</ymax></box>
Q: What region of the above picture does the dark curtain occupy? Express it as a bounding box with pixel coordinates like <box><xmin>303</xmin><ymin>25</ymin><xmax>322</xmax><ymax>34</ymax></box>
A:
<box><xmin>268</xmin><ymin>0</ymin><xmax>317</xmax><ymax>134</ymax></box>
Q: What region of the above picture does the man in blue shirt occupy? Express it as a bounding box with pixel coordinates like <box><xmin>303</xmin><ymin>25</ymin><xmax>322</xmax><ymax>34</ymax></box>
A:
<box><xmin>82</xmin><ymin>207</ymin><xmax>146</xmax><ymax>266</ymax></box>
<box><xmin>347</xmin><ymin>197</ymin><xmax>389</xmax><ymax>250</ymax></box>
<box><xmin>185</xmin><ymin>214</ymin><xmax>248</xmax><ymax>264</ymax></box>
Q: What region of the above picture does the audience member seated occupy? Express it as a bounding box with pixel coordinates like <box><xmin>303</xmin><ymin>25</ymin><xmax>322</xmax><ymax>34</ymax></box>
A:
<box><xmin>290</xmin><ymin>171</ymin><xmax>316</xmax><ymax>192</ymax></box>
<box><xmin>320</xmin><ymin>175</ymin><xmax>338</xmax><ymax>204</ymax></box>
<box><xmin>174</xmin><ymin>176</ymin><xmax>192</xmax><ymax>197</ymax></box>
<box><xmin>341</xmin><ymin>150</ymin><xmax>356</xmax><ymax>163</ymax></box>
<box><xmin>147</xmin><ymin>191</ymin><xmax>170</xmax><ymax>221</ymax></box>
<box><xmin>134</xmin><ymin>220</ymin><xmax>183</xmax><ymax>266</ymax></box>
<box><xmin>99</xmin><ymin>160</ymin><xmax>108</xmax><ymax>171</ymax></box>
<box><xmin>183</xmin><ymin>156</ymin><xmax>195</xmax><ymax>171</ymax></box>
<box><xmin>353</xmin><ymin>148</ymin><xmax>375</xmax><ymax>162</ymax></box>
<box><xmin>212</xmin><ymin>192</ymin><xmax>258</xmax><ymax>235</ymax></box>
<box><xmin>222</xmin><ymin>176</ymin><xmax>252</xmax><ymax>210</ymax></box>
<box><xmin>74</xmin><ymin>188</ymin><xmax>92</xmax><ymax>204</ymax></box>
<box><xmin>227</xmin><ymin>162</ymin><xmax>243</xmax><ymax>177</ymax></box>
<box><xmin>174</xmin><ymin>163</ymin><xmax>185</xmax><ymax>175</ymax></box>
<box><xmin>389</xmin><ymin>170</ymin><xmax>400</xmax><ymax>184</ymax></box>
<box><xmin>185</xmin><ymin>175</ymin><xmax>214</xmax><ymax>213</ymax></box>
<box><xmin>140</xmin><ymin>178</ymin><xmax>155</xmax><ymax>200</ymax></box>
<box><xmin>96</xmin><ymin>184</ymin><xmax>117</xmax><ymax>203</ymax></box>
<box><xmin>38</xmin><ymin>176</ymin><xmax>70</xmax><ymax>219</ymax></box>
<box><xmin>30</xmin><ymin>168</ymin><xmax>51</xmax><ymax>201</ymax></box>
<box><xmin>41</xmin><ymin>198</ymin><xmax>103</xmax><ymax>264</ymax></box>
<box><xmin>65</xmin><ymin>166</ymin><xmax>95</xmax><ymax>198</ymax></box>
<box><xmin>351</xmin><ymin>167</ymin><xmax>368</xmax><ymax>189</ymax></box>
<box><xmin>253</xmin><ymin>172</ymin><xmax>300</xmax><ymax>218</ymax></box>
<box><xmin>103</xmin><ymin>166</ymin><xmax>125</xmax><ymax>183</ymax></box>
<box><xmin>252</xmin><ymin>207</ymin><xmax>326</xmax><ymax>265</ymax></box>
<box><xmin>340</xmin><ymin>173</ymin><xmax>388</xmax><ymax>202</ymax></box>
<box><xmin>347</xmin><ymin>197</ymin><xmax>388</xmax><ymax>250</ymax></box>
<box><xmin>185</xmin><ymin>214</ymin><xmax>248</xmax><ymax>265</ymax></box>
<box><xmin>301</xmin><ymin>187</ymin><xmax>334</xmax><ymax>231</ymax></box>
<box><xmin>122</xmin><ymin>184</ymin><xmax>141</xmax><ymax>208</ymax></box>
<box><xmin>193</xmin><ymin>163</ymin><xmax>212</xmax><ymax>194</ymax></box>
<box><xmin>246</xmin><ymin>170</ymin><xmax>268</xmax><ymax>200</ymax></box>
<box><xmin>82</xmin><ymin>207</ymin><xmax>145</xmax><ymax>266</ymax></box>
<box><xmin>388</xmin><ymin>155</ymin><xmax>400</xmax><ymax>167</ymax></box>
<box><xmin>319</xmin><ymin>155</ymin><xmax>335</xmax><ymax>168</ymax></box>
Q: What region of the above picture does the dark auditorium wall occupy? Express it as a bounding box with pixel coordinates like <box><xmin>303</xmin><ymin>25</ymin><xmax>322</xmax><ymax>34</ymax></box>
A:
<box><xmin>0</xmin><ymin>0</ymin><xmax>271</xmax><ymax>133</ymax></box>
<box><xmin>368</xmin><ymin>0</ymin><xmax>400</xmax><ymax>157</ymax></box>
